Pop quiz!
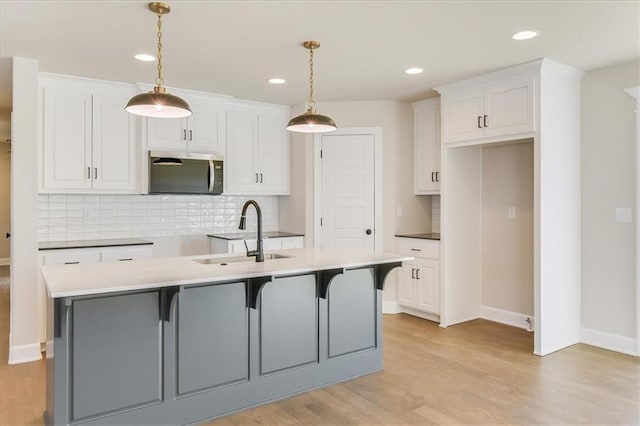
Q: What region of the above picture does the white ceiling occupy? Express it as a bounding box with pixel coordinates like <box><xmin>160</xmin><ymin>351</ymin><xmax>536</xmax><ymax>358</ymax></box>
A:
<box><xmin>0</xmin><ymin>0</ymin><xmax>638</xmax><ymax>109</ymax></box>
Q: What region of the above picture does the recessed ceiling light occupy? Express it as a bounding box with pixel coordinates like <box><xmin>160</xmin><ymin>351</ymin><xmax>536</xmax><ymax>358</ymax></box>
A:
<box><xmin>135</xmin><ymin>53</ymin><xmax>156</xmax><ymax>62</ymax></box>
<box><xmin>268</xmin><ymin>78</ymin><xmax>286</xmax><ymax>84</ymax></box>
<box><xmin>405</xmin><ymin>67</ymin><xmax>423</xmax><ymax>75</ymax></box>
<box><xmin>512</xmin><ymin>30</ymin><xmax>539</xmax><ymax>41</ymax></box>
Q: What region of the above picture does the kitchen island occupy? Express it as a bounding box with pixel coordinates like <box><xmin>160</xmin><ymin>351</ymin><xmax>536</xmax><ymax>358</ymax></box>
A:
<box><xmin>41</xmin><ymin>247</ymin><xmax>410</xmax><ymax>425</ymax></box>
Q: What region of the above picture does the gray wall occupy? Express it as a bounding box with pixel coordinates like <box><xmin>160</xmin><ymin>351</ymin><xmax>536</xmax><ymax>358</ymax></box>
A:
<box><xmin>481</xmin><ymin>142</ymin><xmax>534</xmax><ymax>316</ymax></box>
<box><xmin>581</xmin><ymin>59</ymin><xmax>638</xmax><ymax>338</ymax></box>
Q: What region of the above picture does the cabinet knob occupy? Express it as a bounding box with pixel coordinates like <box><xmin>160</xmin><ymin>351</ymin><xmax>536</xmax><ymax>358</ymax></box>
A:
<box><xmin>365</xmin><ymin>228</ymin><xmax>372</xmax><ymax>235</ymax></box>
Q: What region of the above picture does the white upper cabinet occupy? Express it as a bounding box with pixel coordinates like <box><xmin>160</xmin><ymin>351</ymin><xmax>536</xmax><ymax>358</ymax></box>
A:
<box><xmin>439</xmin><ymin>71</ymin><xmax>535</xmax><ymax>144</ymax></box>
<box><xmin>145</xmin><ymin>93</ymin><xmax>227</xmax><ymax>155</ymax></box>
<box><xmin>41</xmin><ymin>74</ymin><xmax>140</xmax><ymax>193</ymax></box>
<box><xmin>225</xmin><ymin>103</ymin><xmax>290</xmax><ymax>195</ymax></box>
<box><xmin>413</xmin><ymin>99</ymin><xmax>441</xmax><ymax>194</ymax></box>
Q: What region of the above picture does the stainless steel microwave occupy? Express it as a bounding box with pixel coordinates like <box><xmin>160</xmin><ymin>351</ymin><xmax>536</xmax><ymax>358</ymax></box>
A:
<box><xmin>149</xmin><ymin>151</ymin><xmax>223</xmax><ymax>195</ymax></box>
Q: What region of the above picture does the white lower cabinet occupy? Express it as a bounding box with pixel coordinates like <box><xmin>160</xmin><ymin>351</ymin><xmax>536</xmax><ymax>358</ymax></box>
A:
<box><xmin>396</xmin><ymin>238</ymin><xmax>440</xmax><ymax>316</ymax></box>
<box><xmin>209</xmin><ymin>236</ymin><xmax>304</xmax><ymax>254</ymax></box>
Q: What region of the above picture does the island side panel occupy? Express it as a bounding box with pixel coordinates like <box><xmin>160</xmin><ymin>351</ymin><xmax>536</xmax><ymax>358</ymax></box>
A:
<box><xmin>177</xmin><ymin>282</ymin><xmax>249</xmax><ymax>395</ymax></box>
<box><xmin>71</xmin><ymin>291</ymin><xmax>163</xmax><ymax>422</ymax></box>
<box><xmin>328</xmin><ymin>267</ymin><xmax>377</xmax><ymax>357</ymax></box>
<box><xmin>259</xmin><ymin>274</ymin><xmax>318</xmax><ymax>375</ymax></box>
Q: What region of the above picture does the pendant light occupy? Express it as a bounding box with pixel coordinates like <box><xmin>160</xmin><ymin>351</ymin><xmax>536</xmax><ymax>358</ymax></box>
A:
<box><xmin>286</xmin><ymin>41</ymin><xmax>337</xmax><ymax>133</ymax></box>
<box><xmin>125</xmin><ymin>2</ymin><xmax>191</xmax><ymax>118</ymax></box>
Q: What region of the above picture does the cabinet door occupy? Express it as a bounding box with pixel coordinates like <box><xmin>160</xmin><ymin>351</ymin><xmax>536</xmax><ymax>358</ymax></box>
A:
<box><xmin>187</xmin><ymin>101</ymin><xmax>226</xmax><ymax>154</ymax></box>
<box><xmin>441</xmin><ymin>87</ymin><xmax>484</xmax><ymax>143</ymax></box>
<box><xmin>415</xmin><ymin>258</ymin><xmax>440</xmax><ymax>314</ymax></box>
<box><xmin>257</xmin><ymin>113</ymin><xmax>289</xmax><ymax>194</ymax></box>
<box><xmin>414</xmin><ymin>100</ymin><xmax>440</xmax><ymax>194</ymax></box>
<box><xmin>42</xmin><ymin>87</ymin><xmax>92</xmax><ymax>190</ymax></box>
<box><xmin>484</xmin><ymin>74</ymin><xmax>535</xmax><ymax>139</ymax></box>
<box><xmin>146</xmin><ymin>117</ymin><xmax>186</xmax><ymax>151</ymax></box>
<box><xmin>397</xmin><ymin>263</ymin><xmax>417</xmax><ymax>308</ymax></box>
<box><xmin>92</xmin><ymin>93</ymin><xmax>138</xmax><ymax>192</ymax></box>
<box><xmin>226</xmin><ymin>111</ymin><xmax>259</xmax><ymax>193</ymax></box>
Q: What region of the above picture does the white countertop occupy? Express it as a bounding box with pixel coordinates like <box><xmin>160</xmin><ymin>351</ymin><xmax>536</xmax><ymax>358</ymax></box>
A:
<box><xmin>41</xmin><ymin>247</ymin><xmax>413</xmax><ymax>298</ymax></box>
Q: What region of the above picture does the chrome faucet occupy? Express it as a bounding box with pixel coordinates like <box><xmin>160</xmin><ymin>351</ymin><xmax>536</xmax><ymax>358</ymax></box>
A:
<box><xmin>238</xmin><ymin>200</ymin><xmax>264</xmax><ymax>262</ymax></box>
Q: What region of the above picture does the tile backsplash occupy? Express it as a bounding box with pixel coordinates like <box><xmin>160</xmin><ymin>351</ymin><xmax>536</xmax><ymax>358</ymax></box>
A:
<box><xmin>37</xmin><ymin>194</ymin><xmax>278</xmax><ymax>242</ymax></box>
<box><xmin>432</xmin><ymin>195</ymin><xmax>440</xmax><ymax>233</ymax></box>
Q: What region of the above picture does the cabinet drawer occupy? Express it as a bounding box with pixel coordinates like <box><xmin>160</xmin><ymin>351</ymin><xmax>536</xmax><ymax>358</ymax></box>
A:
<box><xmin>396</xmin><ymin>238</ymin><xmax>439</xmax><ymax>259</ymax></box>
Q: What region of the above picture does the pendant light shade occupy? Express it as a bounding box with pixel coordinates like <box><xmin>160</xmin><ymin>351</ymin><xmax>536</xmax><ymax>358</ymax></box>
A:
<box><xmin>287</xmin><ymin>41</ymin><xmax>336</xmax><ymax>134</ymax></box>
<box><xmin>125</xmin><ymin>2</ymin><xmax>191</xmax><ymax>118</ymax></box>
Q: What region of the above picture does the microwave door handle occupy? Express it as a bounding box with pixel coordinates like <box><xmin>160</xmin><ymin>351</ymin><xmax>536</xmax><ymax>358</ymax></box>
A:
<box><xmin>208</xmin><ymin>160</ymin><xmax>215</xmax><ymax>192</ymax></box>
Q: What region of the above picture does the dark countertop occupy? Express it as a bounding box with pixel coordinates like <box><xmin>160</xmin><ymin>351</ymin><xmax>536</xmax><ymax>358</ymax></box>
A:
<box><xmin>207</xmin><ymin>231</ymin><xmax>304</xmax><ymax>241</ymax></box>
<box><xmin>39</xmin><ymin>238</ymin><xmax>153</xmax><ymax>251</ymax></box>
<box><xmin>394</xmin><ymin>233</ymin><xmax>441</xmax><ymax>241</ymax></box>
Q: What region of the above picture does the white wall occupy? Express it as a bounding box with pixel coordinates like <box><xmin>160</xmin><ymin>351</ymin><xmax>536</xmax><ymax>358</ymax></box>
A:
<box><xmin>481</xmin><ymin>142</ymin><xmax>534</xmax><ymax>316</ymax></box>
<box><xmin>582</xmin><ymin>60</ymin><xmax>638</xmax><ymax>340</ymax></box>
<box><xmin>9</xmin><ymin>57</ymin><xmax>40</xmax><ymax>363</ymax></box>
<box><xmin>278</xmin><ymin>100</ymin><xmax>432</xmax><ymax>303</ymax></box>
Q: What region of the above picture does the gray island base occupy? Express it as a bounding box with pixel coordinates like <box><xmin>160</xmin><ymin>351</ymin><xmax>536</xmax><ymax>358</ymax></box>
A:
<box><xmin>44</xmin><ymin>250</ymin><xmax>405</xmax><ymax>425</ymax></box>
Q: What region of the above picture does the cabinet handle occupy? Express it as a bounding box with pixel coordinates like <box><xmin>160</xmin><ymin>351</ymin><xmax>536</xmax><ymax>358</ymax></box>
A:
<box><xmin>260</xmin><ymin>173</ymin><xmax>263</xmax><ymax>183</ymax></box>
<box><xmin>411</xmin><ymin>268</ymin><xmax>415</xmax><ymax>279</ymax></box>
<box><xmin>87</xmin><ymin>166</ymin><xmax>91</xmax><ymax>179</ymax></box>
<box><xmin>182</xmin><ymin>129</ymin><xmax>187</xmax><ymax>141</ymax></box>
<box><xmin>436</xmin><ymin>171</ymin><xmax>440</xmax><ymax>182</ymax></box>
<box><xmin>189</xmin><ymin>130</ymin><xmax>193</xmax><ymax>141</ymax></box>
<box><xmin>255</xmin><ymin>173</ymin><xmax>259</xmax><ymax>183</ymax></box>
<box><xmin>93</xmin><ymin>167</ymin><xmax>97</xmax><ymax>180</ymax></box>
<box><xmin>478</xmin><ymin>116</ymin><xmax>482</xmax><ymax>129</ymax></box>
<box><xmin>118</xmin><ymin>258</ymin><xmax>133</xmax><ymax>262</ymax></box>
<box><xmin>483</xmin><ymin>115</ymin><xmax>488</xmax><ymax>128</ymax></box>
<box><xmin>64</xmin><ymin>261</ymin><xmax>79</xmax><ymax>265</ymax></box>
<box><xmin>410</xmin><ymin>248</ymin><xmax>422</xmax><ymax>252</ymax></box>
<box><xmin>416</xmin><ymin>268</ymin><xmax>420</xmax><ymax>279</ymax></box>
<box><xmin>431</xmin><ymin>172</ymin><xmax>435</xmax><ymax>182</ymax></box>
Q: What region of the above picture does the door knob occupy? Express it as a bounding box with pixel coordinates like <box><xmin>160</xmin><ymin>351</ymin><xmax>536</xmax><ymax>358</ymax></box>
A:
<box><xmin>5</xmin><ymin>233</ymin><xmax>10</xmax><ymax>238</ymax></box>
<box><xmin>365</xmin><ymin>229</ymin><xmax>372</xmax><ymax>235</ymax></box>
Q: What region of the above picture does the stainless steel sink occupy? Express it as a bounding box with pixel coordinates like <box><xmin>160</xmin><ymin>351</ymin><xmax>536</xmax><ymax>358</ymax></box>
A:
<box><xmin>193</xmin><ymin>253</ymin><xmax>291</xmax><ymax>265</ymax></box>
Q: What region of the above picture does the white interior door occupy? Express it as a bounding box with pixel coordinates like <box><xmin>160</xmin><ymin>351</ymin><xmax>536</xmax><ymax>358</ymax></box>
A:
<box><xmin>320</xmin><ymin>134</ymin><xmax>375</xmax><ymax>251</ymax></box>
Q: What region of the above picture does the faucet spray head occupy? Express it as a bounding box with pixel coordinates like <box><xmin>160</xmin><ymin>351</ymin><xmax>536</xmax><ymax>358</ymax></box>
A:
<box><xmin>238</xmin><ymin>215</ymin><xmax>246</xmax><ymax>230</ymax></box>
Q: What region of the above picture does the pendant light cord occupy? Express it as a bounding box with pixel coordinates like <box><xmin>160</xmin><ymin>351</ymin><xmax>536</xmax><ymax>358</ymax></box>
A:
<box><xmin>307</xmin><ymin>47</ymin><xmax>315</xmax><ymax>113</ymax></box>
<box><xmin>155</xmin><ymin>12</ymin><xmax>164</xmax><ymax>87</ymax></box>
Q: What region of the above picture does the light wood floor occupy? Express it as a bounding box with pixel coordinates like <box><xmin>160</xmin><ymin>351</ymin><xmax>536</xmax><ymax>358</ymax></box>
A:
<box><xmin>1</xmin><ymin>285</ymin><xmax>638</xmax><ymax>426</ymax></box>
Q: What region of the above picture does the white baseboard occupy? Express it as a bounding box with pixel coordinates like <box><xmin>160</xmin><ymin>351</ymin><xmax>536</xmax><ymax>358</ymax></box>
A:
<box><xmin>382</xmin><ymin>301</ymin><xmax>402</xmax><ymax>314</ymax></box>
<box><xmin>8</xmin><ymin>342</ymin><xmax>43</xmax><ymax>364</ymax></box>
<box><xmin>480</xmin><ymin>305</ymin><xmax>533</xmax><ymax>331</ymax></box>
<box><xmin>45</xmin><ymin>340</ymin><xmax>54</xmax><ymax>359</ymax></box>
<box><xmin>400</xmin><ymin>306</ymin><xmax>440</xmax><ymax>323</ymax></box>
<box><xmin>581</xmin><ymin>328</ymin><xmax>638</xmax><ymax>357</ymax></box>
<box><xmin>0</xmin><ymin>258</ymin><xmax>9</xmax><ymax>266</ymax></box>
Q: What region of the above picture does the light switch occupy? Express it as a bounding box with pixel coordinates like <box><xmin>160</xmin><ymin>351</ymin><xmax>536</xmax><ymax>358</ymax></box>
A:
<box><xmin>615</xmin><ymin>207</ymin><xmax>632</xmax><ymax>223</ymax></box>
<box><xmin>507</xmin><ymin>207</ymin><xmax>516</xmax><ymax>219</ymax></box>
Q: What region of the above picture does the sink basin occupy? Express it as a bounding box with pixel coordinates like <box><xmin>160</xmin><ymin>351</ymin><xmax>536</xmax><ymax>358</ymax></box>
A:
<box><xmin>193</xmin><ymin>253</ymin><xmax>291</xmax><ymax>265</ymax></box>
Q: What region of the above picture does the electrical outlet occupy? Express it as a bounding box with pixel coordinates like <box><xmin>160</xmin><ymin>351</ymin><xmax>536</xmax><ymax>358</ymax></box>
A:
<box><xmin>507</xmin><ymin>207</ymin><xmax>516</xmax><ymax>219</ymax></box>
<box><xmin>615</xmin><ymin>207</ymin><xmax>632</xmax><ymax>223</ymax></box>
